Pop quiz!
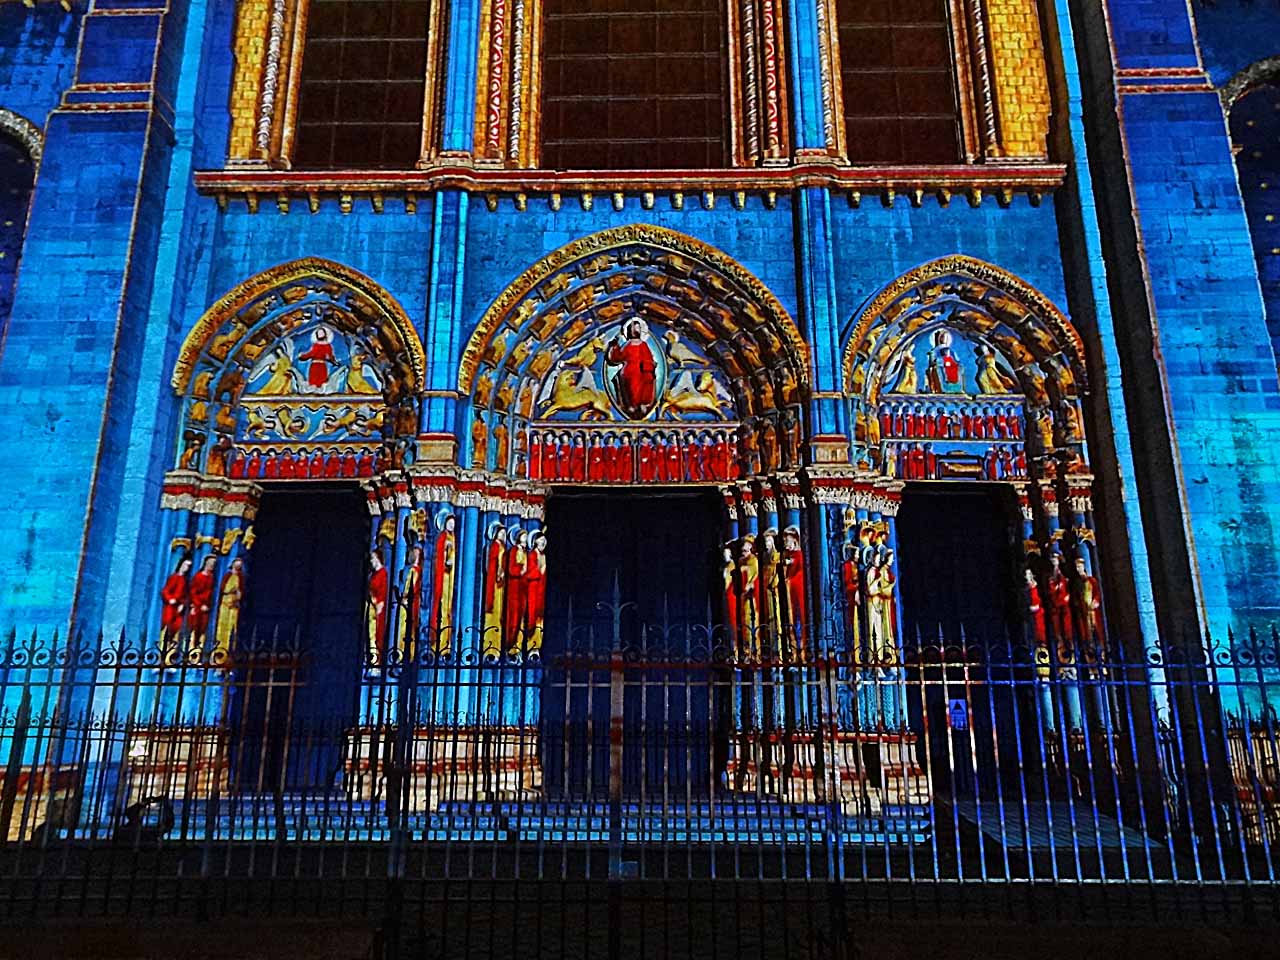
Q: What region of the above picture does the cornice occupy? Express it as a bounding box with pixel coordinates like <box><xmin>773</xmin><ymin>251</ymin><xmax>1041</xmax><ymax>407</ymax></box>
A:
<box><xmin>193</xmin><ymin>161</ymin><xmax>1067</xmax><ymax>211</ymax></box>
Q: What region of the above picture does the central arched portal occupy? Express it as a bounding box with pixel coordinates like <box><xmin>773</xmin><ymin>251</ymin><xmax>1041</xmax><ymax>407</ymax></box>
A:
<box><xmin>449</xmin><ymin>226</ymin><xmax>816</xmax><ymax>798</ymax></box>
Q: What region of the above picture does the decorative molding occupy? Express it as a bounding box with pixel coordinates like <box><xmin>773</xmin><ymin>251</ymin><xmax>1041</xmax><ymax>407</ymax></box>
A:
<box><xmin>256</xmin><ymin>0</ymin><xmax>287</xmax><ymax>157</ymax></box>
<box><xmin>160</xmin><ymin>473</ymin><xmax>263</xmax><ymax>518</ymax></box>
<box><xmin>194</xmin><ymin>161</ymin><xmax>1066</xmax><ymax>203</ymax></box>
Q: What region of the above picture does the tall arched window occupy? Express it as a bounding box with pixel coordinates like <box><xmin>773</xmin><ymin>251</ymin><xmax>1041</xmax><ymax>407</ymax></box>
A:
<box><xmin>539</xmin><ymin>0</ymin><xmax>728</xmax><ymax>170</ymax></box>
<box><xmin>0</xmin><ymin>128</ymin><xmax>36</xmax><ymax>333</ymax></box>
<box><xmin>835</xmin><ymin>0</ymin><xmax>961</xmax><ymax>164</ymax></box>
<box><xmin>1229</xmin><ymin>79</ymin><xmax>1280</xmax><ymax>370</ymax></box>
<box><xmin>292</xmin><ymin>0</ymin><xmax>434</xmax><ymax>169</ymax></box>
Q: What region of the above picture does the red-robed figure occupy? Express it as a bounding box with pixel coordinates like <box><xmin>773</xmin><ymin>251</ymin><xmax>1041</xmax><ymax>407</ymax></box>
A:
<box><xmin>638</xmin><ymin>436</ymin><xmax>657</xmax><ymax>483</ymax></box>
<box><xmin>160</xmin><ymin>558</ymin><xmax>192</xmax><ymax>641</ymax></box>
<box><xmin>528</xmin><ymin>434</ymin><xmax>543</xmax><ymax>479</ymax></box>
<box><xmin>721</xmin><ymin>548</ymin><xmax>740</xmax><ymax>643</ymax></box>
<box><xmin>606</xmin><ymin>320</ymin><xmax>657</xmax><ymax>418</ymax></box>
<box><xmin>664</xmin><ymin>436</ymin><xmax>681</xmax><ymax>483</ymax></box>
<box><xmin>504</xmin><ymin>529</ymin><xmax>529</xmax><ymax>654</ymax></box>
<box><xmin>367</xmin><ymin>552</ymin><xmax>389</xmax><ymax>665</ymax></box>
<box><xmin>841</xmin><ymin>545</ymin><xmax>860</xmax><ymax>658</ymax></box>
<box><xmin>782</xmin><ymin>527</ymin><xmax>808</xmax><ymax>659</ymax></box>
<box><xmin>1024</xmin><ymin>567</ymin><xmax>1047</xmax><ymax>647</ymax></box>
<box><xmin>186</xmin><ymin>555</ymin><xmax>218</xmax><ymax>643</ymax></box>
<box><xmin>587</xmin><ymin>437</ymin><xmax>606</xmax><ymax>482</ymax></box>
<box><xmin>297</xmin><ymin>327</ymin><xmax>336</xmax><ymax>388</ymax></box>
<box><xmin>1046</xmin><ymin>554</ymin><xmax>1074</xmax><ymax>658</ymax></box>
<box><xmin>524</xmin><ymin>532</ymin><xmax>548</xmax><ymax>657</ymax></box>
<box><xmin>615</xmin><ymin>436</ymin><xmax>634</xmax><ymax>482</ymax></box>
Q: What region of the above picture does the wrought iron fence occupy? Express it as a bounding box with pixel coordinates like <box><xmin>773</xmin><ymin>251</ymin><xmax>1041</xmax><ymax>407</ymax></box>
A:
<box><xmin>0</xmin><ymin>611</ymin><xmax>1278</xmax><ymax>956</ymax></box>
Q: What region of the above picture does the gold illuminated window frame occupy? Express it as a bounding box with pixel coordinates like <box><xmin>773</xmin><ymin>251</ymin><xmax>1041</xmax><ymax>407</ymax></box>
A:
<box><xmin>473</xmin><ymin>0</ymin><xmax>797</xmax><ymax>170</ymax></box>
<box><xmin>822</xmin><ymin>0</ymin><xmax>1052</xmax><ymax>164</ymax></box>
<box><xmin>227</xmin><ymin>0</ymin><xmax>450</xmax><ymax>169</ymax></box>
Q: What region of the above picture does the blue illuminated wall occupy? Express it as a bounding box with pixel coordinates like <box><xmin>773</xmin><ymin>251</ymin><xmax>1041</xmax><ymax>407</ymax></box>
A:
<box><xmin>1230</xmin><ymin>84</ymin><xmax>1280</xmax><ymax>374</ymax></box>
<box><xmin>0</xmin><ymin>0</ymin><xmax>1276</xmax><ymax>646</ymax></box>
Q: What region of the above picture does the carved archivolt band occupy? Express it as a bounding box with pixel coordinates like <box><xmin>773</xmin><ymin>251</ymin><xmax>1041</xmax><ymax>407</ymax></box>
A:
<box><xmin>1220</xmin><ymin>56</ymin><xmax>1280</xmax><ymax>109</ymax></box>
<box><xmin>841</xmin><ymin>254</ymin><xmax>1085</xmax><ymax>393</ymax></box>
<box><xmin>172</xmin><ymin>258</ymin><xmax>427</xmax><ymax>394</ymax></box>
<box><xmin>458</xmin><ymin>224</ymin><xmax>808</xmax><ymax>394</ymax></box>
<box><xmin>0</xmin><ymin>108</ymin><xmax>42</xmax><ymax>164</ymax></box>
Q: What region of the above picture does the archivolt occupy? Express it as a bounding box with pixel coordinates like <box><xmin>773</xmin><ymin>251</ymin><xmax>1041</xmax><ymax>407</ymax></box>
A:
<box><xmin>172</xmin><ymin>258</ymin><xmax>426</xmax><ymax>395</ymax></box>
<box><xmin>841</xmin><ymin>255</ymin><xmax>1086</xmax><ymax>405</ymax></box>
<box><xmin>1220</xmin><ymin>56</ymin><xmax>1280</xmax><ymax>110</ymax></box>
<box><xmin>0</xmin><ymin>108</ymin><xmax>42</xmax><ymax>164</ymax></box>
<box><xmin>458</xmin><ymin>224</ymin><xmax>809</xmax><ymax>395</ymax></box>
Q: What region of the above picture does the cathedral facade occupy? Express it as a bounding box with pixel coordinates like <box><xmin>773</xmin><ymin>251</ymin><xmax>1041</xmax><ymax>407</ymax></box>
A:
<box><xmin>0</xmin><ymin>0</ymin><xmax>1278</xmax><ymax>809</ymax></box>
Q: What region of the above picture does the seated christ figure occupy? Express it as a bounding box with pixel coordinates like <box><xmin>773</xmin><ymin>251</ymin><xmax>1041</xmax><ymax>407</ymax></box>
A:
<box><xmin>606</xmin><ymin>320</ymin><xmax>658</xmax><ymax>419</ymax></box>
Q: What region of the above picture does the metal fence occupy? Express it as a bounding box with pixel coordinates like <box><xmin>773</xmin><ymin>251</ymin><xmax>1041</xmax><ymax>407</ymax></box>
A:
<box><xmin>1</xmin><ymin>611</ymin><xmax>1278</xmax><ymax>956</ymax></box>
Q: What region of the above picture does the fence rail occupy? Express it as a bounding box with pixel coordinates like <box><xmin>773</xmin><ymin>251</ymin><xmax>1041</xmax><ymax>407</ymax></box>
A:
<box><xmin>0</xmin><ymin>618</ymin><xmax>1278</xmax><ymax>954</ymax></box>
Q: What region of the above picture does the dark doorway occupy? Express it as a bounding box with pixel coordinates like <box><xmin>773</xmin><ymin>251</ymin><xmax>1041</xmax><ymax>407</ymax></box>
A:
<box><xmin>896</xmin><ymin>483</ymin><xmax>1019</xmax><ymax>645</ymax></box>
<box><xmin>896</xmin><ymin>483</ymin><xmax>1019</xmax><ymax>798</ymax></box>
<box><xmin>232</xmin><ymin>486</ymin><xmax>368</xmax><ymax>791</ymax></box>
<box><xmin>541</xmin><ymin>490</ymin><xmax>725</xmax><ymax>798</ymax></box>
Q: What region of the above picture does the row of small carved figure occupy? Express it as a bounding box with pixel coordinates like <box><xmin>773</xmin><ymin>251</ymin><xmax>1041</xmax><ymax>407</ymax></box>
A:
<box><xmin>523</xmin><ymin>430</ymin><xmax>745</xmax><ymax>483</ymax></box>
<box><xmin>892</xmin><ymin>442</ymin><xmax>1028</xmax><ymax>480</ymax></box>
<box><xmin>877</xmin><ymin>403</ymin><xmax>1025</xmax><ymax>441</ymax></box>
<box><xmin>217</xmin><ymin>444</ymin><xmax>401</xmax><ymax>479</ymax></box>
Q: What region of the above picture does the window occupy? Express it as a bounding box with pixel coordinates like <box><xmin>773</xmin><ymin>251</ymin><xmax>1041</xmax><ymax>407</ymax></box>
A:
<box><xmin>292</xmin><ymin>0</ymin><xmax>432</xmax><ymax>169</ymax></box>
<box><xmin>540</xmin><ymin>0</ymin><xmax>728</xmax><ymax>170</ymax></box>
<box><xmin>0</xmin><ymin>132</ymin><xmax>34</xmax><ymax>332</ymax></box>
<box><xmin>835</xmin><ymin>0</ymin><xmax>960</xmax><ymax>164</ymax></box>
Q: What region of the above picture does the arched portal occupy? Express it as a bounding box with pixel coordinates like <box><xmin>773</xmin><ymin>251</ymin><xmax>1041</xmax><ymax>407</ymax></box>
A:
<box><xmin>448</xmin><ymin>227</ymin><xmax>817</xmax><ymax>799</ymax></box>
<box><xmin>172</xmin><ymin>258</ymin><xmax>425</xmax><ymax>479</ymax></box>
<box><xmin>459</xmin><ymin>224</ymin><xmax>809</xmax><ymax>483</ymax></box>
<box><xmin>156</xmin><ymin>261</ymin><xmax>428</xmax><ymax>726</ymax></box>
<box><xmin>456</xmin><ymin>227</ymin><xmax>811</xmax><ymax>649</ymax></box>
<box><xmin>839</xmin><ymin>257</ymin><xmax>1103</xmax><ymax>734</ymax></box>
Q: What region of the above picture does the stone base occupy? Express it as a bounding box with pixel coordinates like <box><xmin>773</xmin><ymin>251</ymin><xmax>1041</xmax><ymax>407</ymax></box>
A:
<box><xmin>343</xmin><ymin>726</ymin><xmax>543</xmax><ymax>810</ymax></box>
<box><xmin>124</xmin><ymin>726</ymin><xmax>230</xmax><ymax>803</ymax></box>
<box><xmin>725</xmin><ymin>730</ymin><xmax>929</xmax><ymax>814</ymax></box>
<box><xmin>1</xmin><ymin>765</ymin><xmax>80</xmax><ymax>841</ymax></box>
<box><xmin>1228</xmin><ymin>727</ymin><xmax>1280</xmax><ymax>846</ymax></box>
